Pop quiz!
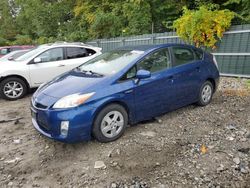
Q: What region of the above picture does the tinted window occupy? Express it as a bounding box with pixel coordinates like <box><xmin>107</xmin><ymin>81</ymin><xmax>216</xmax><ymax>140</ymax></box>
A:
<box><xmin>36</xmin><ymin>48</ymin><xmax>64</xmax><ymax>63</ymax></box>
<box><xmin>138</xmin><ymin>48</ymin><xmax>170</xmax><ymax>73</ymax></box>
<box><xmin>66</xmin><ymin>47</ymin><xmax>87</xmax><ymax>59</ymax></box>
<box><xmin>86</xmin><ymin>48</ymin><xmax>96</xmax><ymax>56</ymax></box>
<box><xmin>172</xmin><ymin>47</ymin><xmax>195</xmax><ymax>67</ymax></box>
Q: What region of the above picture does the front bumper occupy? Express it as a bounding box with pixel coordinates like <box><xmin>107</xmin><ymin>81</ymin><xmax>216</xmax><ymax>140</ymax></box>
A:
<box><xmin>31</xmin><ymin>104</ymin><xmax>96</xmax><ymax>143</ymax></box>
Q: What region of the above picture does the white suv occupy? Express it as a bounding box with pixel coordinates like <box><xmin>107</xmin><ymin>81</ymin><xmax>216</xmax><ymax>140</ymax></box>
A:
<box><xmin>0</xmin><ymin>43</ymin><xmax>102</xmax><ymax>100</ymax></box>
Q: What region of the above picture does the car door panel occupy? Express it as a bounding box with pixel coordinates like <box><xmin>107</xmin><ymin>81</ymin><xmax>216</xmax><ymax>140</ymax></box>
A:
<box><xmin>29</xmin><ymin>60</ymin><xmax>69</xmax><ymax>86</ymax></box>
<box><xmin>132</xmin><ymin>48</ymin><xmax>177</xmax><ymax>122</ymax></box>
<box><xmin>170</xmin><ymin>47</ymin><xmax>203</xmax><ymax>107</ymax></box>
<box><xmin>29</xmin><ymin>48</ymin><xmax>66</xmax><ymax>87</ymax></box>
<box><xmin>134</xmin><ymin>69</ymin><xmax>176</xmax><ymax>121</ymax></box>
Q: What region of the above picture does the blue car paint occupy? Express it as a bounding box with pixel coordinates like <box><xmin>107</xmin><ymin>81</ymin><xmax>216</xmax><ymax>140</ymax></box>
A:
<box><xmin>31</xmin><ymin>43</ymin><xmax>220</xmax><ymax>143</ymax></box>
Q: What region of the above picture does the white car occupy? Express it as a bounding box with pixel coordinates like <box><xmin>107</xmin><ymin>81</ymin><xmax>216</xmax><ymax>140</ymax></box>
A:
<box><xmin>0</xmin><ymin>43</ymin><xmax>102</xmax><ymax>100</ymax></box>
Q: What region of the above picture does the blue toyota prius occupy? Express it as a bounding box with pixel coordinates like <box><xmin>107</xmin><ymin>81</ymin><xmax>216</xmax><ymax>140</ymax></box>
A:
<box><xmin>31</xmin><ymin>44</ymin><xmax>219</xmax><ymax>143</ymax></box>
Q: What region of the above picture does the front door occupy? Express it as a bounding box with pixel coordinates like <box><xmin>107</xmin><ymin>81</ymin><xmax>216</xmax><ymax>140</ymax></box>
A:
<box><xmin>133</xmin><ymin>48</ymin><xmax>176</xmax><ymax>121</ymax></box>
<box><xmin>29</xmin><ymin>47</ymin><xmax>66</xmax><ymax>87</ymax></box>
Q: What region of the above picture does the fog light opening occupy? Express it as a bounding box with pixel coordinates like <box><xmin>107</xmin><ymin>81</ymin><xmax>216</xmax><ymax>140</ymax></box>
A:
<box><xmin>61</xmin><ymin>121</ymin><xmax>69</xmax><ymax>137</ymax></box>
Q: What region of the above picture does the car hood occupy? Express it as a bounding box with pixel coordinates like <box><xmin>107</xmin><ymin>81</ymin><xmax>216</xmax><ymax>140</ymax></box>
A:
<box><xmin>37</xmin><ymin>70</ymin><xmax>110</xmax><ymax>100</ymax></box>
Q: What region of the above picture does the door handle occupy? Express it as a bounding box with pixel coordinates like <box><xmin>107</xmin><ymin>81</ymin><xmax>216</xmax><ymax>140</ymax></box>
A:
<box><xmin>58</xmin><ymin>64</ymin><xmax>65</xmax><ymax>67</ymax></box>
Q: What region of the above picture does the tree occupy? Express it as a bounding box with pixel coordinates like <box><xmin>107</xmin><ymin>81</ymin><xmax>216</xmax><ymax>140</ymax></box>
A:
<box><xmin>173</xmin><ymin>6</ymin><xmax>234</xmax><ymax>49</ymax></box>
<box><xmin>0</xmin><ymin>0</ymin><xmax>17</xmax><ymax>41</ymax></box>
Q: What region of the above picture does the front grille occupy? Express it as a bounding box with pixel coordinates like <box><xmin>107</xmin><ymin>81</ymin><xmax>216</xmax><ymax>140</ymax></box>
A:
<box><xmin>37</xmin><ymin>115</ymin><xmax>50</xmax><ymax>131</ymax></box>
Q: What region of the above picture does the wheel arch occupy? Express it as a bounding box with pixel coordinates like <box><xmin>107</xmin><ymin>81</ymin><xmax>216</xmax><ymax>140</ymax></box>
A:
<box><xmin>92</xmin><ymin>99</ymin><xmax>131</xmax><ymax>128</ymax></box>
<box><xmin>206</xmin><ymin>78</ymin><xmax>216</xmax><ymax>93</ymax></box>
<box><xmin>0</xmin><ymin>75</ymin><xmax>30</xmax><ymax>89</ymax></box>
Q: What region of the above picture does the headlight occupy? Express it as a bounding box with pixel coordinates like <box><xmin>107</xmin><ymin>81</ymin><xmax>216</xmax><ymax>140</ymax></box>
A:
<box><xmin>53</xmin><ymin>92</ymin><xmax>95</xmax><ymax>109</ymax></box>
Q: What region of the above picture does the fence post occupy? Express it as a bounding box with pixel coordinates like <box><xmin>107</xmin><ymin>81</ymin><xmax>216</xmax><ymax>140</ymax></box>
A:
<box><xmin>151</xmin><ymin>36</ymin><xmax>156</xmax><ymax>44</ymax></box>
<box><xmin>97</xmin><ymin>40</ymin><xmax>101</xmax><ymax>48</ymax></box>
<box><xmin>122</xmin><ymin>39</ymin><xmax>125</xmax><ymax>46</ymax></box>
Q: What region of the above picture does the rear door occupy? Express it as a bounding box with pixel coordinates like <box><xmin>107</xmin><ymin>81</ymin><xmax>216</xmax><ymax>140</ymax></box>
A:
<box><xmin>28</xmin><ymin>47</ymin><xmax>66</xmax><ymax>86</ymax></box>
<box><xmin>169</xmin><ymin>46</ymin><xmax>203</xmax><ymax>106</ymax></box>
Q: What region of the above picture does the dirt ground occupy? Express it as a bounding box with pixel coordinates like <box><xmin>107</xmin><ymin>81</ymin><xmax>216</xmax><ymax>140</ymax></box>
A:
<box><xmin>0</xmin><ymin>77</ymin><xmax>249</xmax><ymax>188</ymax></box>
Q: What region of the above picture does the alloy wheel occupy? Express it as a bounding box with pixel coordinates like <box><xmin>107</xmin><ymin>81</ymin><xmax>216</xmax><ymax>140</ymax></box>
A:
<box><xmin>201</xmin><ymin>84</ymin><xmax>212</xmax><ymax>103</ymax></box>
<box><xmin>101</xmin><ymin>111</ymin><xmax>124</xmax><ymax>138</ymax></box>
<box><xmin>3</xmin><ymin>81</ymin><xmax>24</xmax><ymax>99</ymax></box>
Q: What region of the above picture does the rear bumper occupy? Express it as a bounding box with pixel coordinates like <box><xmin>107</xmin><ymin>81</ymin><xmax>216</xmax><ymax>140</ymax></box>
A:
<box><xmin>31</xmin><ymin>105</ymin><xmax>96</xmax><ymax>143</ymax></box>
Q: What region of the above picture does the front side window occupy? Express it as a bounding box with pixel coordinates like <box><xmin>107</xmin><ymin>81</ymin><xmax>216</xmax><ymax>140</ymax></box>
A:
<box><xmin>120</xmin><ymin>66</ymin><xmax>137</xmax><ymax>81</ymax></box>
<box><xmin>36</xmin><ymin>48</ymin><xmax>64</xmax><ymax>63</ymax></box>
<box><xmin>138</xmin><ymin>48</ymin><xmax>170</xmax><ymax>73</ymax></box>
<box><xmin>172</xmin><ymin>47</ymin><xmax>195</xmax><ymax>67</ymax></box>
<box><xmin>66</xmin><ymin>47</ymin><xmax>87</xmax><ymax>59</ymax></box>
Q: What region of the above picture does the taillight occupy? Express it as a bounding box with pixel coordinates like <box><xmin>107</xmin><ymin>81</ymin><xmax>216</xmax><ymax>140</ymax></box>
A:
<box><xmin>212</xmin><ymin>55</ymin><xmax>218</xmax><ymax>69</ymax></box>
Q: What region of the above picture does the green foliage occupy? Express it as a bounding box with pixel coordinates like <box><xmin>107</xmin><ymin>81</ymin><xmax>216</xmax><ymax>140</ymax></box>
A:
<box><xmin>173</xmin><ymin>6</ymin><xmax>234</xmax><ymax>49</ymax></box>
<box><xmin>0</xmin><ymin>0</ymin><xmax>249</xmax><ymax>45</ymax></box>
<box><xmin>0</xmin><ymin>37</ymin><xmax>9</xmax><ymax>46</ymax></box>
<box><xmin>13</xmin><ymin>35</ymin><xmax>33</xmax><ymax>45</ymax></box>
<box><xmin>89</xmin><ymin>12</ymin><xmax>122</xmax><ymax>39</ymax></box>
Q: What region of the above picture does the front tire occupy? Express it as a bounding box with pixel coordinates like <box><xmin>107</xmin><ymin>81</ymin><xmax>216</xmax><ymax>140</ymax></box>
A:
<box><xmin>92</xmin><ymin>104</ymin><xmax>128</xmax><ymax>143</ymax></box>
<box><xmin>0</xmin><ymin>77</ymin><xmax>28</xmax><ymax>100</ymax></box>
<box><xmin>197</xmin><ymin>81</ymin><xmax>214</xmax><ymax>106</ymax></box>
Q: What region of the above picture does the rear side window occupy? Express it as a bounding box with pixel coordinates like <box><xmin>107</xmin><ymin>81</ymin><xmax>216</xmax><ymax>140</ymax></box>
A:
<box><xmin>172</xmin><ymin>47</ymin><xmax>195</xmax><ymax>67</ymax></box>
<box><xmin>86</xmin><ymin>48</ymin><xmax>96</xmax><ymax>56</ymax></box>
<box><xmin>66</xmin><ymin>47</ymin><xmax>87</xmax><ymax>59</ymax></box>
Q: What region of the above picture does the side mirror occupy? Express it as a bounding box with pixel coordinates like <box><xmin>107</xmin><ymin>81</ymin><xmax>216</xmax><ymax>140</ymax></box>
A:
<box><xmin>34</xmin><ymin>57</ymin><xmax>42</xmax><ymax>63</ymax></box>
<box><xmin>136</xmin><ymin>69</ymin><xmax>151</xmax><ymax>79</ymax></box>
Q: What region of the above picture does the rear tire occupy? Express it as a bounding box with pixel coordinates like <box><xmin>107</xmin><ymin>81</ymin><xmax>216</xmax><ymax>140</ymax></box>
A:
<box><xmin>197</xmin><ymin>81</ymin><xmax>214</xmax><ymax>106</ymax></box>
<box><xmin>0</xmin><ymin>77</ymin><xmax>28</xmax><ymax>100</ymax></box>
<box><xmin>92</xmin><ymin>104</ymin><xmax>128</xmax><ymax>143</ymax></box>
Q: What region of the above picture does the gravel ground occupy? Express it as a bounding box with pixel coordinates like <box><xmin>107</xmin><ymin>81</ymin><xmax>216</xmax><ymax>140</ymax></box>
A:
<box><xmin>0</xmin><ymin>77</ymin><xmax>249</xmax><ymax>188</ymax></box>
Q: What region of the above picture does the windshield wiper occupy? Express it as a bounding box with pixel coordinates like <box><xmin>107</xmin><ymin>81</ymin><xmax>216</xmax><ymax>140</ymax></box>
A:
<box><xmin>75</xmin><ymin>68</ymin><xmax>103</xmax><ymax>76</ymax></box>
<box><xmin>87</xmin><ymin>70</ymin><xmax>104</xmax><ymax>76</ymax></box>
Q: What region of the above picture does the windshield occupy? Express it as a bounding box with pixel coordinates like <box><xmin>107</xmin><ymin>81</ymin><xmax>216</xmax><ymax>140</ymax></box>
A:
<box><xmin>77</xmin><ymin>50</ymin><xmax>144</xmax><ymax>75</ymax></box>
<box><xmin>15</xmin><ymin>46</ymin><xmax>47</xmax><ymax>61</ymax></box>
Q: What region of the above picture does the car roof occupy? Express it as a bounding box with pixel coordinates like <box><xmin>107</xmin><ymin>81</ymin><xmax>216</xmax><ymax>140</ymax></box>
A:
<box><xmin>117</xmin><ymin>43</ymin><xmax>196</xmax><ymax>52</ymax></box>
<box><xmin>36</xmin><ymin>42</ymin><xmax>101</xmax><ymax>50</ymax></box>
